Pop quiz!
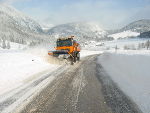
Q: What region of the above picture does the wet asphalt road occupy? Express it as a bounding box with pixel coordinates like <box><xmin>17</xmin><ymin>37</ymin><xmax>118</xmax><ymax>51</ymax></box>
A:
<box><xmin>18</xmin><ymin>55</ymin><xmax>142</xmax><ymax>113</ymax></box>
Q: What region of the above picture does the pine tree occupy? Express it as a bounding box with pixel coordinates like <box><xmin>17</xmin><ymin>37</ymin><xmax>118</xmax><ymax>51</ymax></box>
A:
<box><xmin>115</xmin><ymin>45</ymin><xmax>118</xmax><ymax>52</ymax></box>
<box><xmin>6</xmin><ymin>41</ymin><xmax>11</xmax><ymax>49</ymax></box>
<box><xmin>29</xmin><ymin>41</ymin><xmax>36</xmax><ymax>46</ymax></box>
<box><xmin>2</xmin><ymin>39</ymin><xmax>6</xmax><ymax>49</ymax></box>
<box><xmin>124</xmin><ymin>45</ymin><xmax>129</xmax><ymax>50</ymax></box>
<box><xmin>138</xmin><ymin>43</ymin><xmax>142</xmax><ymax>50</ymax></box>
<box><xmin>0</xmin><ymin>38</ymin><xmax>1</xmax><ymax>44</ymax></box>
<box><xmin>145</xmin><ymin>40</ymin><xmax>150</xmax><ymax>50</ymax></box>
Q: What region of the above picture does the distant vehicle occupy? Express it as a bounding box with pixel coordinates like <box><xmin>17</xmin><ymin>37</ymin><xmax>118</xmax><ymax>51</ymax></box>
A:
<box><xmin>48</xmin><ymin>36</ymin><xmax>81</xmax><ymax>65</ymax></box>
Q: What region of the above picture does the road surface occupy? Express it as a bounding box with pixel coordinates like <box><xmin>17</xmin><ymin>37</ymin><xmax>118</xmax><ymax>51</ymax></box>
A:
<box><xmin>16</xmin><ymin>55</ymin><xmax>142</xmax><ymax>113</ymax></box>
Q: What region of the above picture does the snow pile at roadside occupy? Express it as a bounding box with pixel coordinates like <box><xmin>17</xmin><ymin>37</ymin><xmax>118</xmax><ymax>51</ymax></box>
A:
<box><xmin>98</xmin><ymin>51</ymin><xmax>150</xmax><ymax>113</ymax></box>
<box><xmin>80</xmin><ymin>50</ymin><xmax>103</xmax><ymax>58</ymax></box>
<box><xmin>108</xmin><ymin>30</ymin><xmax>140</xmax><ymax>40</ymax></box>
<box><xmin>0</xmin><ymin>50</ymin><xmax>59</xmax><ymax>95</ymax></box>
<box><xmin>106</xmin><ymin>49</ymin><xmax>150</xmax><ymax>55</ymax></box>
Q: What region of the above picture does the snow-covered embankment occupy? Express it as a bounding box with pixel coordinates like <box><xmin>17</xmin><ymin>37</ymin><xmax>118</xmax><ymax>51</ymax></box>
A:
<box><xmin>98</xmin><ymin>51</ymin><xmax>150</xmax><ymax>113</ymax></box>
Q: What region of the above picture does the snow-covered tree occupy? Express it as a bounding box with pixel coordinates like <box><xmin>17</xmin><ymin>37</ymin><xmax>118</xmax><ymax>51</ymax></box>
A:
<box><xmin>10</xmin><ymin>34</ymin><xmax>15</xmax><ymax>42</ymax></box>
<box><xmin>0</xmin><ymin>38</ymin><xmax>2</xmax><ymax>43</ymax></box>
<box><xmin>124</xmin><ymin>45</ymin><xmax>129</xmax><ymax>50</ymax></box>
<box><xmin>145</xmin><ymin>40</ymin><xmax>150</xmax><ymax>50</ymax></box>
<box><xmin>29</xmin><ymin>41</ymin><xmax>36</xmax><ymax>46</ymax></box>
<box><xmin>6</xmin><ymin>41</ymin><xmax>11</xmax><ymax>49</ymax></box>
<box><xmin>21</xmin><ymin>39</ymin><xmax>27</xmax><ymax>45</ymax></box>
<box><xmin>2</xmin><ymin>39</ymin><xmax>6</xmax><ymax>49</ymax></box>
<box><xmin>138</xmin><ymin>43</ymin><xmax>142</xmax><ymax>50</ymax></box>
<box><xmin>115</xmin><ymin>45</ymin><xmax>118</xmax><ymax>52</ymax></box>
<box><xmin>130</xmin><ymin>44</ymin><xmax>136</xmax><ymax>50</ymax></box>
<box><xmin>141</xmin><ymin>43</ymin><xmax>145</xmax><ymax>48</ymax></box>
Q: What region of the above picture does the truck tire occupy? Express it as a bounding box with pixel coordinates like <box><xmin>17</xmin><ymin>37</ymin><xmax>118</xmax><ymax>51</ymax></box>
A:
<box><xmin>71</xmin><ymin>60</ymin><xmax>74</xmax><ymax>65</ymax></box>
<box><xmin>69</xmin><ymin>56</ymin><xmax>74</xmax><ymax>65</ymax></box>
<box><xmin>77</xmin><ymin>52</ymin><xmax>80</xmax><ymax>61</ymax></box>
<box><xmin>73</xmin><ymin>56</ymin><xmax>76</xmax><ymax>63</ymax></box>
<box><xmin>72</xmin><ymin>52</ymin><xmax>76</xmax><ymax>63</ymax></box>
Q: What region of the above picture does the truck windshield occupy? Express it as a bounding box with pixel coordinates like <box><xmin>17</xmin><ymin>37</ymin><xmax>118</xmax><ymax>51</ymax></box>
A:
<box><xmin>57</xmin><ymin>40</ymin><xmax>72</xmax><ymax>47</ymax></box>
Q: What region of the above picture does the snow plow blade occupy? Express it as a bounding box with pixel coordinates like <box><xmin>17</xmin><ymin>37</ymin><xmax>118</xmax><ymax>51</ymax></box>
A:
<box><xmin>48</xmin><ymin>50</ymin><xmax>69</xmax><ymax>57</ymax></box>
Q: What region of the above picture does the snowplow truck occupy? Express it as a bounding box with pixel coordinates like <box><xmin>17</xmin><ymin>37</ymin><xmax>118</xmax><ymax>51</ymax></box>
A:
<box><xmin>48</xmin><ymin>36</ymin><xmax>80</xmax><ymax>65</ymax></box>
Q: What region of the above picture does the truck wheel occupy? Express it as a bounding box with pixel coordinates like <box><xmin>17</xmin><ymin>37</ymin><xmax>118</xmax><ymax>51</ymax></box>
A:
<box><xmin>70</xmin><ymin>57</ymin><xmax>74</xmax><ymax>65</ymax></box>
<box><xmin>72</xmin><ymin>52</ymin><xmax>76</xmax><ymax>63</ymax></box>
<box><xmin>77</xmin><ymin>53</ymin><xmax>80</xmax><ymax>61</ymax></box>
<box><xmin>71</xmin><ymin>58</ymin><xmax>73</xmax><ymax>65</ymax></box>
<box><xmin>73</xmin><ymin>56</ymin><xmax>76</xmax><ymax>63</ymax></box>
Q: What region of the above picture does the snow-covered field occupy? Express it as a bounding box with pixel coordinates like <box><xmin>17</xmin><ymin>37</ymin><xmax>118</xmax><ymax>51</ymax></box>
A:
<box><xmin>108</xmin><ymin>30</ymin><xmax>140</xmax><ymax>40</ymax></box>
<box><xmin>98</xmin><ymin>50</ymin><xmax>150</xmax><ymax>113</ymax></box>
<box><xmin>83</xmin><ymin>38</ymin><xmax>150</xmax><ymax>51</ymax></box>
<box><xmin>103</xmin><ymin>38</ymin><xmax>148</xmax><ymax>49</ymax></box>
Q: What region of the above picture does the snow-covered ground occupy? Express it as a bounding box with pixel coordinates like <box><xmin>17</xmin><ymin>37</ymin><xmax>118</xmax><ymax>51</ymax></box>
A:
<box><xmin>103</xmin><ymin>38</ymin><xmax>148</xmax><ymax>49</ymax></box>
<box><xmin>0</xmin><ymin>47</ymin><xmax>102</xmax><ymax>113</ymax></box>
<box><xmin>1</xmin><ymin>36</ymin><xmax>150</xmax><ymax>113</ymax></box>
<box><xmin>0</xmin><ymin>49</ymin><xmax>60</xmax><ymax>96</ymax></box>
<box><xmin>98</xmin><ymin>50</ymin><xmax>150</xmax><ymax>113</ymax></box>
<box><xmin>83</xmin><ymin>38</ymin><xmax>150</xmax><ymax>51</ymax></box>
<box><xmin>80</xmin><ymin>50</ymin><xmax>102</xmax><ymax>58</ymax></box>
<box><xmin>0</xmin><ymin>47</ymin><xmax>101</xmax><ymax>95</ymax></box>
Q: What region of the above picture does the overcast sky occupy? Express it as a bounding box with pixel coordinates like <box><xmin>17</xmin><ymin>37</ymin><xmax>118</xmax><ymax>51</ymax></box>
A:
<box><xmin>1</xmin><ymin>0</ymin><xmax>150</xmax><ymax>29</ymax></box>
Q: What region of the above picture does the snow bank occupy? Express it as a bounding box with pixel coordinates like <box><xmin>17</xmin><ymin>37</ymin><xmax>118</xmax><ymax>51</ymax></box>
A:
<box><xmin>106</xmin><ymin>49</ymin><xmax>150</xmax><ymax>55</ymax></box>
<box><xmin>80</xmin><ymin>50</ymin><xmax>103</xmax><ymax>58</ymax></box>
<box><xmin>98</xmin><ymin>51</ymin><xmax>150</xmax><ymax>113</ymax></box>
<box><xmin>0</xmin><ymin>50</ymin><xmax>59</xmax><ymax>95</ymax></box>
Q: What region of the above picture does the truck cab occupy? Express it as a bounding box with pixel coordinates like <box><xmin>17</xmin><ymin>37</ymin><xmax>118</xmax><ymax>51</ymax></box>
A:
<box><xmin>48</xmin><ymin>36</ymin><xmax>80</xmax><ymax>65</ymax></box>
<box><xmin>56</xmin><ymin>36</ymin><xmax>80</xmax><ymax>54</ymax></box>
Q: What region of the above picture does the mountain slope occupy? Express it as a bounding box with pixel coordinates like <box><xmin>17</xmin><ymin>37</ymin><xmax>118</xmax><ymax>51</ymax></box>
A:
<box><xmin>47</xmin><ymin>22</ymin><xmax>110</xmax><ymax>43</ymax></box>
<box><xmin>0</xmin><ymin>4</ymin><xmax>43</xmax><ymax>33</ymax></box>
<box><xmin>121</xmin><ymin>19</ymin><xmax>150</xmax><ymax>33</ymax></box>
<box><xmin>108</xmin><ymin>19</ymin><xmax>150</xmax><ymax>40</ymax></box>
<box><xmin>0</xmin><ymin>4</ymin><xmax>53</xmax><ymax>47</ymax></box>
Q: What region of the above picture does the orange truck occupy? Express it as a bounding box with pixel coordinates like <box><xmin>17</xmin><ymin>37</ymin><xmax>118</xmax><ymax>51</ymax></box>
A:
<box><xmin>48</xmin><ymin>36</ymin><xmax>81</xmax><ymax>65</ymax></box>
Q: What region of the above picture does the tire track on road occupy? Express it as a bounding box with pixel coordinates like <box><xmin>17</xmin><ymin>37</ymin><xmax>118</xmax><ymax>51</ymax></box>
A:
<box><xmin>0</xmin><ymin>65</ymin><xmax>68</xmax><ymax>113</ymax></box>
